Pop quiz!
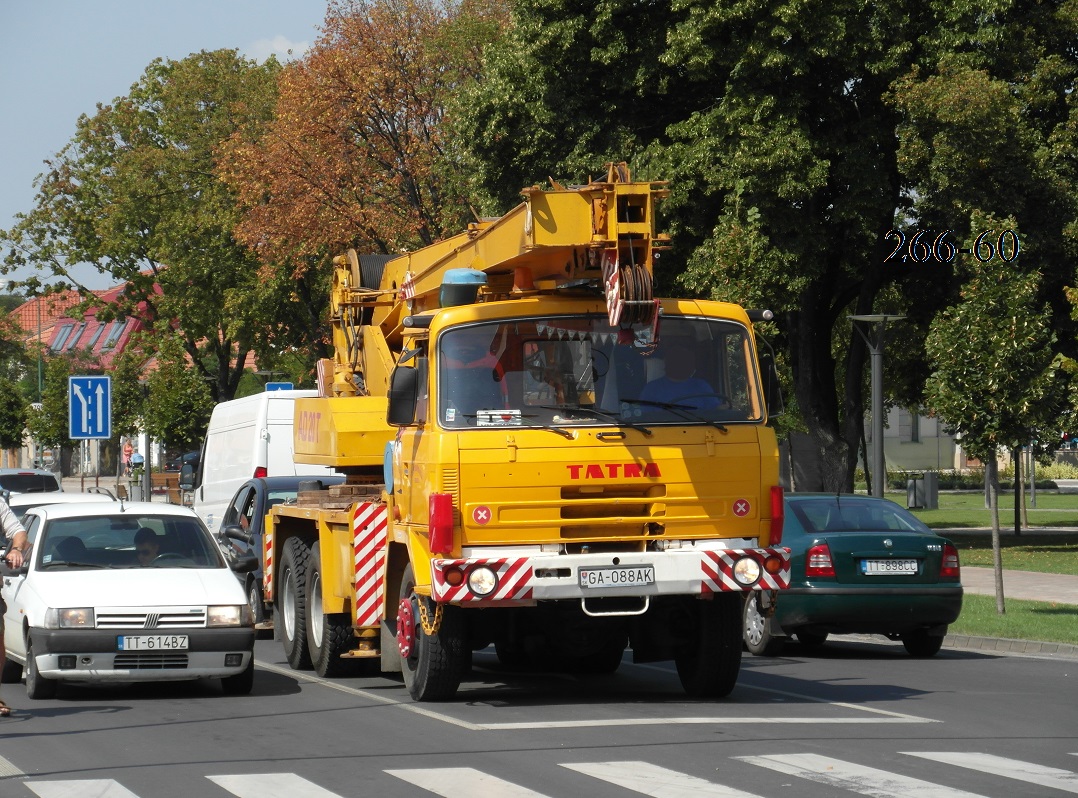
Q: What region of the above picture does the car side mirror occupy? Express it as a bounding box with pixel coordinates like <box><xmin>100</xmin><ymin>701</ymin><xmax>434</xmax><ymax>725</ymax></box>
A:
<box><xmin>230</xmin><ymin>553</ymin><xmax>259</xmax><ymax>573</ymax></box>
<box><xmin>221</xmin><ymin>524</ymin><xmax>253</xmax><ymax>545</ymax></box>
<box><xmin>178</xmin><ymin>463</ymin><xmax>195</xmax><ymax>491</ymax></box>
<box><xmin>759</xmin><ymin>351</ymin><xmax>785</xmax><ymax>417</ymax></box>
<box><xmin>387</xmin><ymin>366</ymin><xmax>419</xmax><ymax>426</ymax></box>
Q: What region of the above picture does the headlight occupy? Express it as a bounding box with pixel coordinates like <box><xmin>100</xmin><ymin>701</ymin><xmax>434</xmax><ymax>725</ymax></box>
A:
<box><xmin>44</xmin><ymin>608</ymin><xmax>95</xmax><ymax>629</ymax></box>
<box><xmin>467</xmin><ymin>566</ymin><xmax>497</xmax><ymax>597</ymax></box>
<box><xmin>732</xmin><ymin>557</ymin><xmax>762</xmax><ymax>586</ymax></box>
<box><xmin>207</xmin><ymin>605</ymin><xmax>250</xmax><ymax>627</ymax></box>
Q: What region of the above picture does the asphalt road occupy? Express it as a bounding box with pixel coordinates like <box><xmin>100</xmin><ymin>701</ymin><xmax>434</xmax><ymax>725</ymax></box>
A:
<box><xmin>0</xmin><ymin>635</ymin><xmax>1075</xmax><ymax>797</ymax></box>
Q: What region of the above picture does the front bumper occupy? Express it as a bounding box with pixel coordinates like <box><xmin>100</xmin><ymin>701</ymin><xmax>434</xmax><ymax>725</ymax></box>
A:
<box><xmin>28</xmin><ymin>627</ymin><xmax>255</xmax><ymax>682</ymax></box>
<box><xmin>431</xmin><ymin>546</ymin><xmax>791</xmax><ymax>604</ymax></box>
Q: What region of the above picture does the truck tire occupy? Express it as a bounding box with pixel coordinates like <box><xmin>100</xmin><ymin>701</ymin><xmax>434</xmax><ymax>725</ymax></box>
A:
<box><xmin>743</xmin><ymin>593</ymin><xmax>785</xmax><ymax>657</ymax></box>
<box><xmin>397</xmin><ymin>563</ymin><xmax>467</xmax><ymax>701</ymax></box>
<box><xmin>674</xmin><ymin>594</ymin><xmax>742</xmax><ymax>698</ymax></box>
<box><xmin>305</xmin><ymin>546</ymin><xmax>359</xmax><ymax>677</ymax></box>
<box><xmin>280</xmin><ymin>537</ymin><xmax>314</xmax><ymax>670</ymax></box>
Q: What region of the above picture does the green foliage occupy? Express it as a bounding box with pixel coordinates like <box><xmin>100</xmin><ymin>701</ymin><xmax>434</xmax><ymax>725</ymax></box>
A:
<box><xmin>26</xmin><ymin>357</ymin><xmax>75</xmax><ymax>449</ymax></box>
<box><xmin>0</xmin><ymin>378</ymin><xmax>27</xmax><ymax>450</ymax></box>
<box><xmin>143</xmin><ymin>335</ymin><xmax>213</xmax><ymax>451</ymax></box>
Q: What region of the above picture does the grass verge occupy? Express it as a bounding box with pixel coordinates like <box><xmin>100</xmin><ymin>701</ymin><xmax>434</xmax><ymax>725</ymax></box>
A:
<box><xmin>946</xmin><ymin>532</ymin><xmax>1078</xmax><ymax>575</ymax></box>
<box><xmin>949</xmin><ymin>593</ymin><xmax>1078</xmax><ymax>646</ymax></box>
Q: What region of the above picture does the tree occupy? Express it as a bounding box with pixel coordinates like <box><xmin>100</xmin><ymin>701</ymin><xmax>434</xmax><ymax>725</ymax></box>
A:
<box><xmin>0</xmin><ymin>378</ymin><xmax>28</xmax><ymax>462</ymax></box>
<box><xmin>1</xmin><ymin>50</ymin><xmax>283</xmax><ymax>403</ymax></box>
<box><xmin>453</xmin><ymin>0</ymin><xmax>1078</xmax><ymax>490</ymax></box>
<box><xmin>925</xmin><ymin>226</ymin><xmax>1068</xmax><ymax>614</ymax></box>
<box><xmin>143</xmin><ymin>336</ymin><xmax>214</xmax><ymax>452</ymax></box>
<box><xmin>220</xmin><ymin>0</ymin><xmax>510</xmax><ymax>270</ymax></box>
<box><xmin>26</xmin><ymin>357</ymin><xmax>76</xmax><ymax>452</ymax></box>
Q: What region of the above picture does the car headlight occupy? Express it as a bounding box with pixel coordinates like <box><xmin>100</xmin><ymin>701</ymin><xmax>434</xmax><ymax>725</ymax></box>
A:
<box><xmin>44</xmin><ymin>608</ymin><xmax>95</xmax><ymax>629</ymax></box>
<box><xmin>207</xmin><ymin>605</ymin><xmax>252</xmax><ymax>627</ymax></box>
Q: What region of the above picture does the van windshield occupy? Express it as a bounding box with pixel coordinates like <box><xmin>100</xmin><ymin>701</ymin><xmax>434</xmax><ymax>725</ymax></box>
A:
<box><xmin>437</xmin><ymin>314</ymin><xmax>763</xmax><ymax>429</ymax></box>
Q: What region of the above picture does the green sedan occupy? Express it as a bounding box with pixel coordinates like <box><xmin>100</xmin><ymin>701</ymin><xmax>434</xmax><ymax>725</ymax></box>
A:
<box><xmin>744</xmin><ymin>493</ymin><xmax>963</xmax><ymax>657</ymax></box>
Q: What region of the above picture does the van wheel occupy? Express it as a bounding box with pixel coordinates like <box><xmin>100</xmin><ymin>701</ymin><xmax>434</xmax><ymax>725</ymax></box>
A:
<box><xmin>306</xmin><ymin>546</ymin><xmax>358</xmax><ymax>677</ymax></box>
<box><xmin>397</xmin><ymin>563</ymin><xmax>467</xmax><ymax>701</ymax></box>
<box><xmin>280</xmin><ymin>537</ymin><xmax>313</xmax><ymax>670</ymax></box>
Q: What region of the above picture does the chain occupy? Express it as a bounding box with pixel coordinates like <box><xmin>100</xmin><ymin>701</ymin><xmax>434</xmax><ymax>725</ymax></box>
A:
<box><xmin>415</xmin><ymin>596</ymin><xmax>444</xmax><ymax>635</ymax></box>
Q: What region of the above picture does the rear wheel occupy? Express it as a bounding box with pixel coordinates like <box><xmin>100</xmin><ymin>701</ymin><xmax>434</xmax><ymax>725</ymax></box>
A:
<box><xmin>280</xmin><ymin>537</ymin><xmax>313</xmax><ymax>670</ymax></box>
<box><xmin>675</xmin><ymin>594</ymin><xmax>742</xmax><ymax>698</ymax></box>
<box><xmin>902</xmin><ymin>629</ymin><xmax>945</xmax><ymax>657</ymax></box>
<box><xmin>743</xmin><ymin>593</ymin><xmax>785</xmax><ymax>657</ymax></box>
<box><xmin>397</xmin><ymin>563</ymin><xmax>468</xmax><ymax>701</ymax></box>
<box><xmin>25</xmin><ymin>641</ymin><xmax>56</xmax><ymax>700</ymax></box>
<box><xmin>221</xmin><ymin>657</ymin><xmax>255</xmax><ymax>695</ymax></box>
<box><xmin>306</xmin><ymin>546</ymin><xmax>359</xmax><ymax>677</ymax></box>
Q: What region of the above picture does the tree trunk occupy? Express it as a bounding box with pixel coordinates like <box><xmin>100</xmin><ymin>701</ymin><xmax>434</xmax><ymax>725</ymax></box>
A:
<box><xmin>1013</xmin><ymin>446</ymin><xmax>1023</xmax><ymax>536</ymax></box>
<box><xmin>987</xmin><ymin>455</ymin><xmax>1006</xmax><ymax>615</ymax></box>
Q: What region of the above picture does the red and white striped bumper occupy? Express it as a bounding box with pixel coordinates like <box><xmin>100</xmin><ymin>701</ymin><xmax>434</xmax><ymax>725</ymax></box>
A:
<box><xmin>430</xmin><ymin>547</ymin><xmax>790</xmax><ymax>604</ymax></box>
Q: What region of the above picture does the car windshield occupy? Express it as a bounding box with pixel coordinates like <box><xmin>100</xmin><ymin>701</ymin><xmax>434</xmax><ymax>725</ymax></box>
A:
<box><xmin>0</xmin><ymin>473</ymin><xmax>60</xmax><ymax>493</ymax></box>
<box><xmin>437</xmin><ymin>314</ymin><xmax>764</xmax><ymax>429</ymax></box>
<box><xmin>36</xmin><ymin>514</ymin><xmax>225</xmax><ymax>569</ymax></box>
<box><xmin>790</xmin><ymin>498</ymin><xmax>933</xmax><ymax>534</ymax></box>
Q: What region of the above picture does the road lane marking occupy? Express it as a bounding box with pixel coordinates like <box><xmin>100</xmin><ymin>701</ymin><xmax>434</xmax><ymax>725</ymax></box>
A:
<box><xmin>27</xmin><ymin>782</ymin><xmax>139</xmax><ymax>798</ymax></box>
<box><xmin>563</xmin><ymin>760</ymin><xmax>765</xmax><ymax>797</ymax></box>
<box><xmin>736</xmin><ymin>753</ymin><xmax>987</xmax><ymax>797</ymax></box>
<box><xmin>386</xmin><ymin>767</ymin><xmax>550</xmax><ymax>797</ymax></box>
<box><xmin>0</xmin><ymin>754</ymin><xmax>24</xmax><ymax>778</ymax></box>
<box><xmin>256</xmin><ymin>659</ymin><xmax>938</xmax><ymax>731</ymax></box>
<box><xmin>208</xmin><ymin>772</ymin><xmax>345</xmax><ymax>798</ymax></box>
<box><xmin>905</xmin><ymin>752</ymin><xmax>1078</xmax><ymax>793</ymax></box>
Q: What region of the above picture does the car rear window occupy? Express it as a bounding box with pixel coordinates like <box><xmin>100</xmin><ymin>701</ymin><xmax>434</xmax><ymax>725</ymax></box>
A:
<box><xmin>0</xmin><ymin>473</ymin><xmax>61</xmax><ymax>493</ymax></box>
<box><xmin>791</xmin><ymin>499</ymin><xmax>932</xmax><ymax>534</ymax></box>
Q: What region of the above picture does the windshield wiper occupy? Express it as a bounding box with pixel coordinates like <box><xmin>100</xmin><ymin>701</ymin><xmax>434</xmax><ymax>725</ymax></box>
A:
<box><xmin>460</xmin><ymin>413</ymin><xmax>575</xmax><ymax>438</ymax></box>
<box><xmin>620</xmin><ymin>398</ymin><xmax>728</xmax><ymax>432</ymax></box>
<box><xmin>539</xmin><ymin>405</ymin><xmax>652</xmax><ymax>436</ymax></box>
<box><xmin>45</xmin><ymin>561</ymin><xmax>110</xmax><ymax>569</ymax></box>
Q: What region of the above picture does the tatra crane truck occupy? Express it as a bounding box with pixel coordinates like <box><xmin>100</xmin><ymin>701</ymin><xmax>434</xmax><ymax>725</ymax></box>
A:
<box><xmin>263</xmin><ymin>163</ymin><xmax>790</xmax><ymax>701</ymax></box>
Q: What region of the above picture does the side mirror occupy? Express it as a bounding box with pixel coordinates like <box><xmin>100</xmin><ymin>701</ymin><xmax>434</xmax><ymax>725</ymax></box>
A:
<box><xmin>178</xmin><ymin>463</ymin><xmax>196</xmax><ymax>491</ymax></box>
<box><xmin>229</xmin><ymin>553</ymin><xmax>259</xmax><ymax>574</ymax></box>
<box><xmin>387</xmin><ymin>366</ymin><xmax>419</xmax><ymax>426</ymax></box>
<box><xmin>759</xmin><ymin>352</ymin><xmax>785</xmax><ymax>417</ymax></box>
<box><xmin>221</xmin><ymin>524</ymin><xmax>253</xmax><ymax>545</ymax></box>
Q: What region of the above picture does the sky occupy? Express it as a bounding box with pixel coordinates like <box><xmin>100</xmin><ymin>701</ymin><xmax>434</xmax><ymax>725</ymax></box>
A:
<box><xmin>0</xmin><ymin>0</ymin><xmax>332</xmax><ymax>292</ymax></box>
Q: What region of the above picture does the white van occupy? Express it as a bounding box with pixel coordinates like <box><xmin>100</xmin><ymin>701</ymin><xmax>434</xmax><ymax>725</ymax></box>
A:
<box><xmin>189</xmin><ymin>390</ymin><xmax>337</xmax><ymax>530</ymax></box>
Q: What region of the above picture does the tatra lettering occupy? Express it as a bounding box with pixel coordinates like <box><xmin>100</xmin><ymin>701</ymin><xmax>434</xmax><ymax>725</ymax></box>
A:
<box><xmin>566</xmin><ymin>462</ymin><xmax>662</xmax><ymax>479</ymax></box>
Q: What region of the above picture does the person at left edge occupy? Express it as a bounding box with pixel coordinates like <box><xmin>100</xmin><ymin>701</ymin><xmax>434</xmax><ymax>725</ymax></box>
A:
<box><xmin>0</xmin><ymin>497</ymin><xmax>28</xmax><ymax>717</ymax></box>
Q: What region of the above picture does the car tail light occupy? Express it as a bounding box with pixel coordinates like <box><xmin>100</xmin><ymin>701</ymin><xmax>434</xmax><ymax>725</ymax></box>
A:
<box><xmin>253</xmin><ymin>466</ymin><xmax>268</xmax><ymax>478</ymax></box>
<box><xmin>428</xmin><ymin>492</ymin><xmax>454</xmax><ymax>555</ymax></box>
<box><xmin>940</xmin><ymin>542</ymin><xmax>960</xmax><ymax>578</ymax></box>
<box><xmin>769</xmin><ymin>485</ymin><xmax>784</xmax><ymax>546</ymax></box>
<box><xmin>806</xmin><ymin>543</ymin><xmax>834</xmax><ymax>577</ymax></box>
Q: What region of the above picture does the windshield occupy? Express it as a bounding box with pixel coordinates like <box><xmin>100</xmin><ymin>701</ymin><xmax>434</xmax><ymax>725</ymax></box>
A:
<box><xmin>36</xmin><ymin>514</ymin><xmax>226</xmax><ymax>569</ymax></box>
<box><xmin>0</xmin><ymin>473</ymin><xmax>60</xmax><ymax>493</ymax></box>
<box><xmin>437</xmin><ymin>314</ymin><xmax>763</xmax><ymax>429</ymax></box>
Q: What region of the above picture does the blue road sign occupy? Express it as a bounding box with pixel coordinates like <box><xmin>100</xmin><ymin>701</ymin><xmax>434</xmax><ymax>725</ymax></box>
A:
<box><xmin>69</xmin><ymin>375</ymin><xmax>112</xmax><ymax>440</ymax></box>
<box><xmin>265</xmin><ymin>382</ymin><xmax>294</xmax><ymax>391</ymax></box>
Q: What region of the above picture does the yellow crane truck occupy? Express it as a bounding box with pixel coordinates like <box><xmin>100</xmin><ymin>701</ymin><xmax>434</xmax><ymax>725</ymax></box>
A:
<box><xmin>263</xmin><ymin>164</ymin><xmax>790</xmax><ymax>701</ymax></box>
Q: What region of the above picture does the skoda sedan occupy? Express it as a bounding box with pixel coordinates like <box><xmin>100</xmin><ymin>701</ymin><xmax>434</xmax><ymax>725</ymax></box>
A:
<box><xmin>743</xmin><ymin>494</ymin><xmax>963</xmax><ymax>657</ymax></box>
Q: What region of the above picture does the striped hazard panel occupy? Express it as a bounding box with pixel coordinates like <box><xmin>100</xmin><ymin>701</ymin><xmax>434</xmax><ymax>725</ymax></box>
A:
<box><xmin>353</xmin><ymin>502</ymin><xmax>389</xmax><ymax>627</ymax></box>
<box><xmin>431</xmin><ymin>558</ymin><xmax>534</xmax><ymax>603</ymax></box>
<box><xmin>701</xmin><ymin>548</ymin><xmax>790</xmax><ymax>593</ymax></box>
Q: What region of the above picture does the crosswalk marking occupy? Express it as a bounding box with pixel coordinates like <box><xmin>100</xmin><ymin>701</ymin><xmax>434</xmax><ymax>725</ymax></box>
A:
<box><xmin>207</xmin><ymin>773</ymin><xmax>346</xmax><ymax>798</ymax></box>
<box><xmin>563</xmin><ymin>760</ymin><xmax>764</xmax><ymax>797</ymax></box>
<box><xmin>734</xmin><ymin>753</ymin><xmax>988</xmax><ymax>797</ymax></box>
<box><xmin>26</xmin><ymin>781</ymin><xmax>139</xmax><ymax>798</ymax></box>
<box><xmin>904</xmin><ymin>752</ymin><xmax>1078</xmax><ymax>793</ymax></box>
<box><xmin>385</xmin><ymin>766</ymin><xmax>551</xmax><ymax>797</ymax></box>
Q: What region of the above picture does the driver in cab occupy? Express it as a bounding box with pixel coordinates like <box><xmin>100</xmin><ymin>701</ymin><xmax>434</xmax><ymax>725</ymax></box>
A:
<box><xmin>639</xmin><ymin>347</ymin><xmax>723</xmax><ymax>411</ymax></box>
<box><xmin>134</xmin><ymin>527</ymin><xmax>160</xmax><ymax>566</ymax></box>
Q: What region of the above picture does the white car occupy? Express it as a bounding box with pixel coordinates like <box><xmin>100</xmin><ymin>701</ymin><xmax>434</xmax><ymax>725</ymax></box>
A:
<box><xmin>1</xmin><ymin>501</ymin><xmax>257</xmax><ymax>698</ymax></box>
<box><xmin>5</xmin><ymin>489</ymin><xmax>114</xmax><ymax>518</ymax></box>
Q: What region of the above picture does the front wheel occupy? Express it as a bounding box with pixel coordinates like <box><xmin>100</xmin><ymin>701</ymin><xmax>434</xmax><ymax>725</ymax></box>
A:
<box><xmin>675</xmin><ymin>594</ymin><xmax>742</xmax><ymax>698</ymax></box>
<box><xmin>743</xmin><ymin>593</ymin><xmax>785</xmax><ymax>657</ymax></box>
<box><xmin>246</xmin><ymin>578</ymin><xmax>266</xmax><ymax>627</ymax></box>
<box><xmin>306</xmin><ymin>546</ymin><xmax>359</xmax><ymax>677</ymax></box>
<box><xmin>25</xmin><ymin>641</ymin><xmax>56</xmax><ymax>700</ymax></box>
<box><xmin>397</xmin><ymin>563</ymin><xmax>468</xmax><ymax>701</ymax></box>
<box><xmin>280</xmin><ymin>537</ymin><xmax>313</xmax><ymax>670</ymax></box>
<box><xmin>902</xmin><ymin>629</ymin><xmax>945</xmax><ymax>657</ymax></box>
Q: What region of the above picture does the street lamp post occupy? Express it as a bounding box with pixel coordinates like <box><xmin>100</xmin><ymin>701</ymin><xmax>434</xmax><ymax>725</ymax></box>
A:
<box><xmin>849</xmin><ymin>314</ymin><xmax>905</xmax><ymax>497</ymax></box>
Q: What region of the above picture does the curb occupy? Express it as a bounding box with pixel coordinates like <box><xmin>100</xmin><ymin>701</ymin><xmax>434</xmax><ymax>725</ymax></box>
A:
<box><xmin>944</xmin><ymin>634</ymin><xmax>1078</xmax><ymax>660</ymax></box>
